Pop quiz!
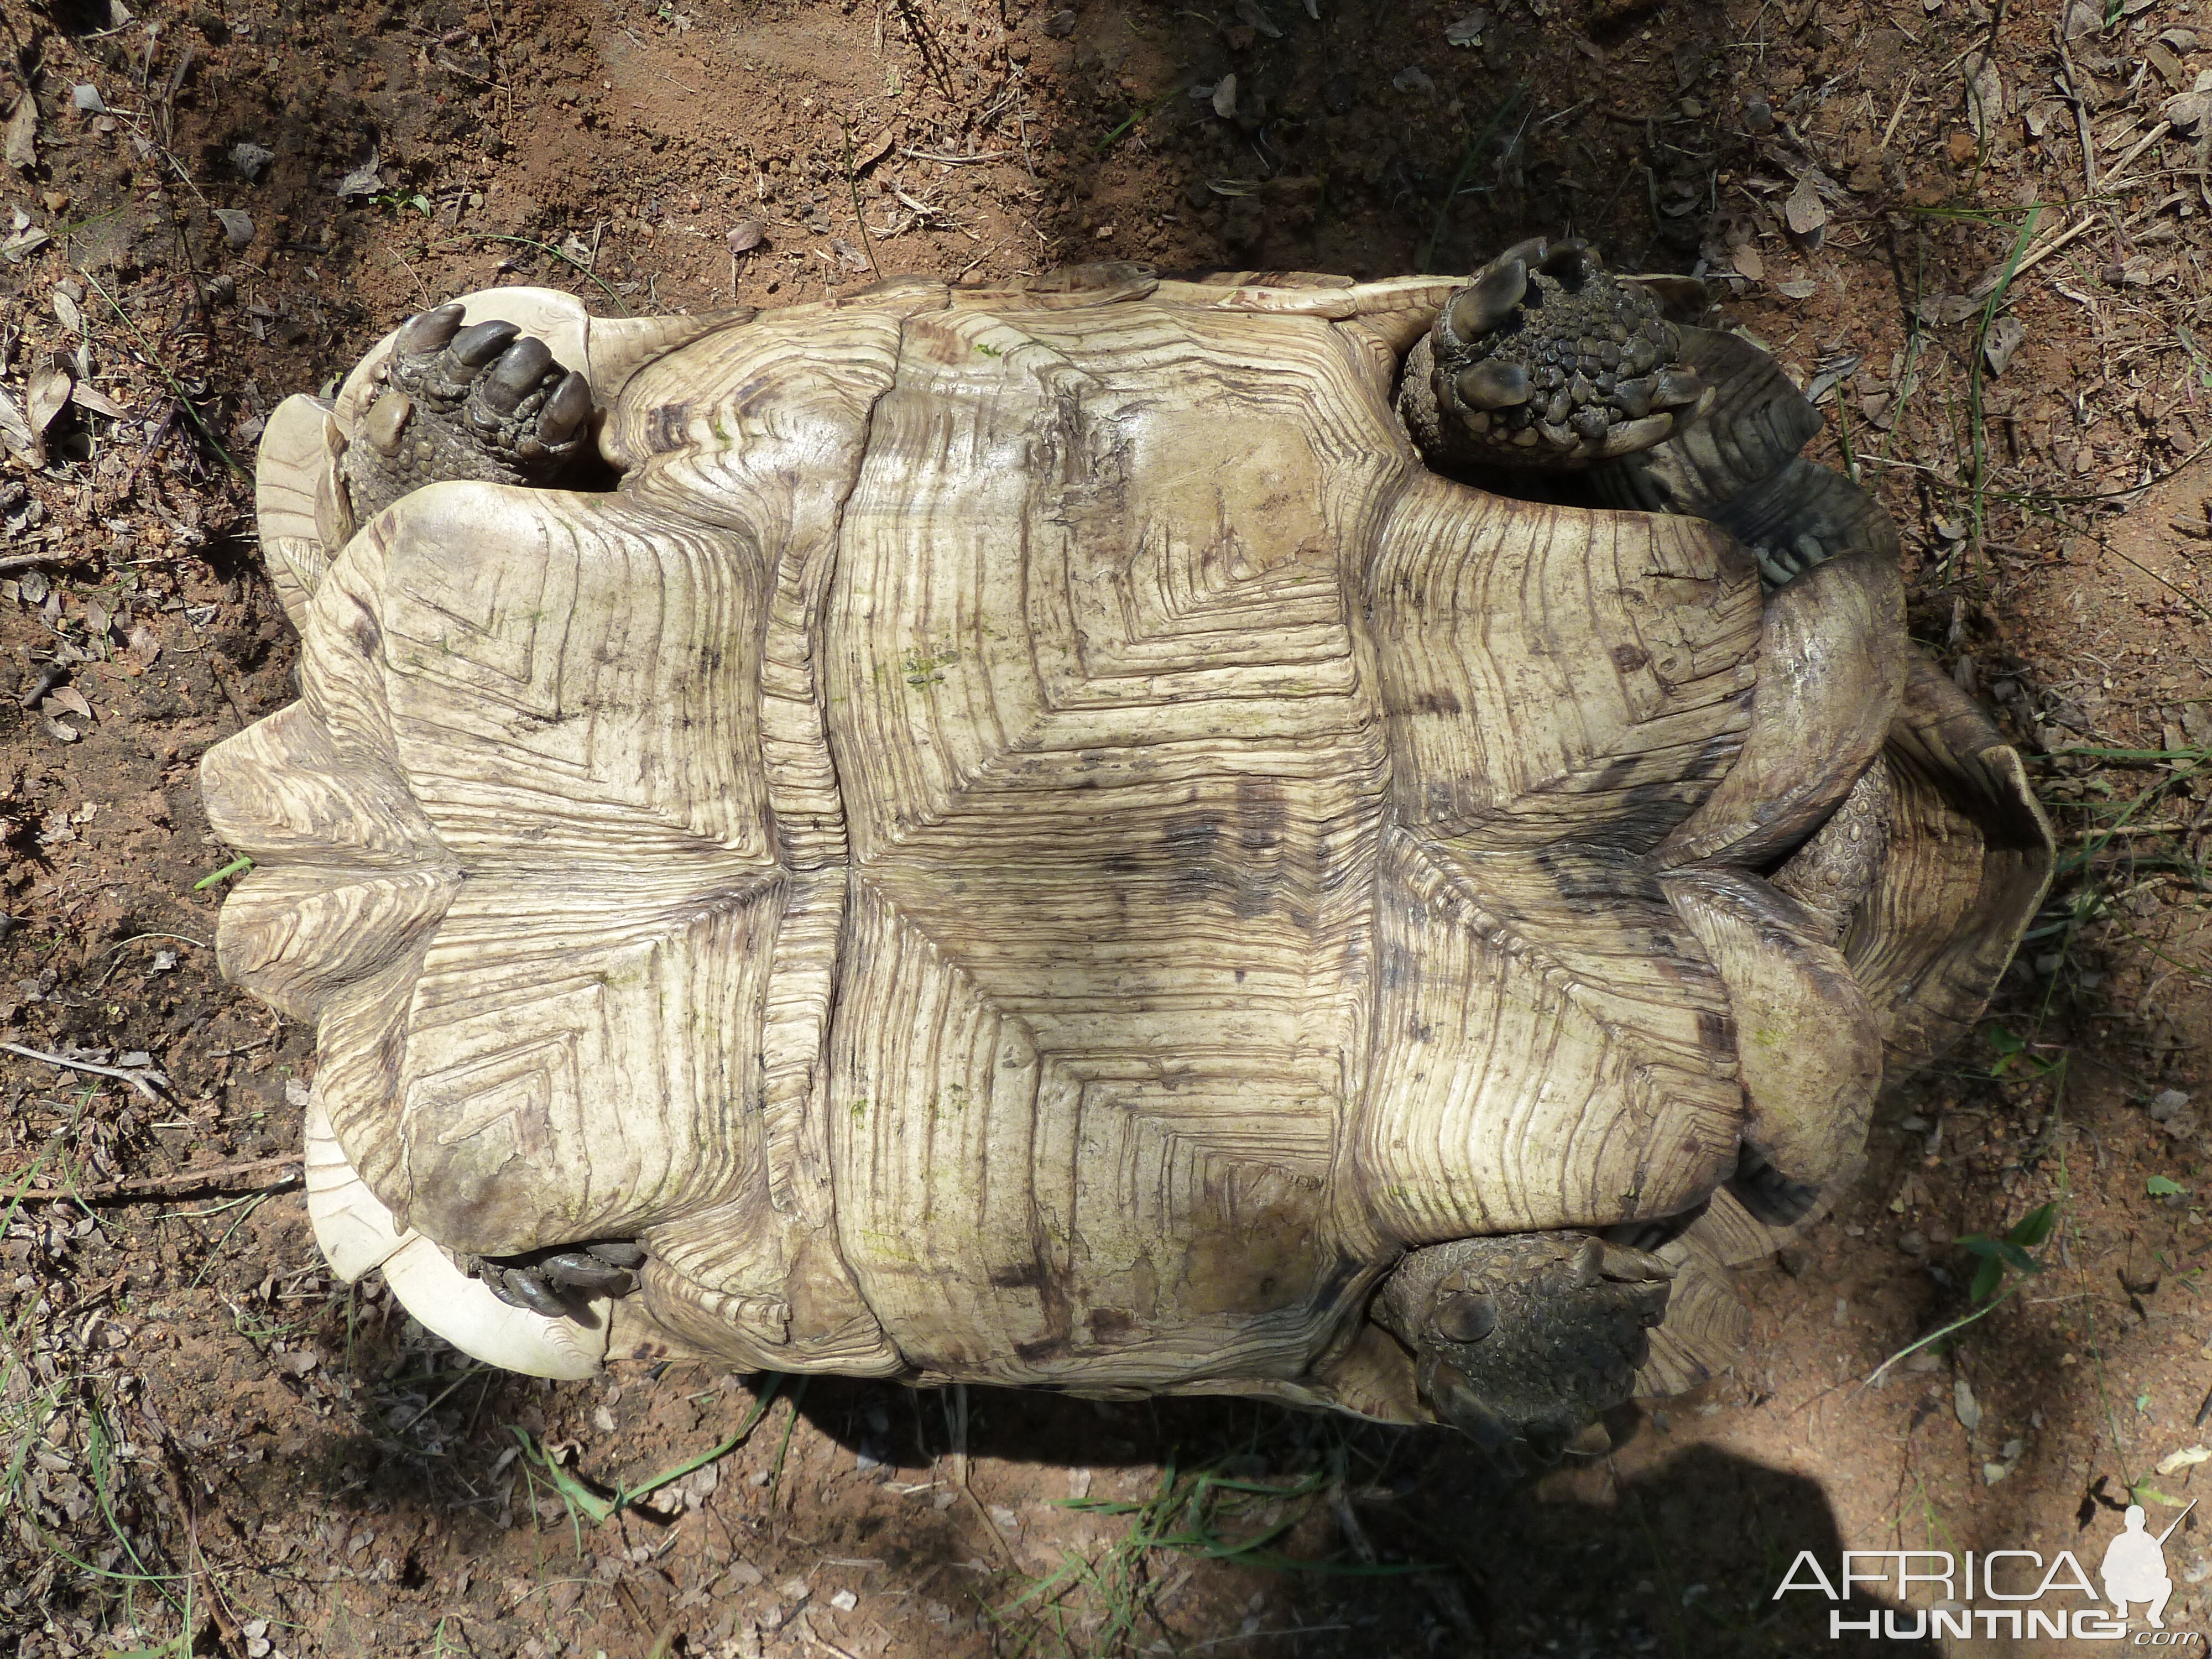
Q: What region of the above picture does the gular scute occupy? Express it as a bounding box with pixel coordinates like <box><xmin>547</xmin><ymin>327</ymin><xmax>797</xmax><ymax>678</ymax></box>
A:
<box><xmin>203</xmin><ymin>265</ymin><xmax>2053</xmax><ymax>1457</ymax></box>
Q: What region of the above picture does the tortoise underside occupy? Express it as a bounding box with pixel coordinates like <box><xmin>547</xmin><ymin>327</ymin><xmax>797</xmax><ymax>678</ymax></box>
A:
<box><xmin>204</xmin><ymin>279</ymin><xmax>2049</xmax><ymax>1418</ymax></box>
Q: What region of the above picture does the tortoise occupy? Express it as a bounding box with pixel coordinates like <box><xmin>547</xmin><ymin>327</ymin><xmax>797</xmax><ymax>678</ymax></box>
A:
<box><xmin>202</xmin><ymin>241</ymin><xmax>2052</xmax><ymax>1463</ymax></box>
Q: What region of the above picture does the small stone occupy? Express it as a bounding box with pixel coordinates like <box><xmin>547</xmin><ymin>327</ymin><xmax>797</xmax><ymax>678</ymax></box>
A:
<box><xmin>2151</xmin><ymin>1089</ymin><xmax>2193</xmax><ymax>1120</ymax></box>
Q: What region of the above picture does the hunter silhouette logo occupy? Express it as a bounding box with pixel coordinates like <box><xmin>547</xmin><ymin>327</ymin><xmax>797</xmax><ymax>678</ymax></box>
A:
<box><xmin>2104</xmin><ymin>1503</ymin><xmax>2189</xmax><ymax>1630</ymax></box>
<box><xmin>1774</xmin><ymin>1498</ymin><xmax>2205</xmax><ymax>1642</ymax></box>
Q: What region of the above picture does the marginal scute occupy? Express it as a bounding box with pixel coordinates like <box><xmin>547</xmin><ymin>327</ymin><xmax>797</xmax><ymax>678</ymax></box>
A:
<box><xmin>305</xmin><ymin>1101</ymin><xmax>612</xmax><ymax>1379</ymax></box>
<box><xmin>1651</xmin><ymin>540</ymin><xmax>1906</xmax><ymax>869</ymax></box>
<box><xmin>1659</xmin><ymin>865</ymin><xmax>1883</xmax><ymax>1189</ymax></box>
<box><xmin>1846</xmin><ymin>658</ymin><xmax>2056</xmax><ymax>1067</ymax></box>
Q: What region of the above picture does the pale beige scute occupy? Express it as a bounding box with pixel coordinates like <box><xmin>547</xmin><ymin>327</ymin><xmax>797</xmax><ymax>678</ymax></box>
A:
<box><xmin>200</xmin><ymin>701</ymin><xmax>450</xmax><ymax>872</ymax></box>
<box><xmin>1634</xmin><ymin>1229</ymin><xmax>1751</xmax><ymax>1399</ymax></box>
<box><xmin>1353</xmin><ymin>831</ymin><xmax>1743</xmax><ymax>1244</ymax></box>
<box><xmin>1652</xmin><ymin>541</ymin><xmax>1906</xmax><ymax>870</ymax></box>
<box><xmin>390</xmin><ymin>869</ymin><xmax>783</xmax><ymax>1255</ymax></box>
<box><xmin>254</xmin><ymin>393</ymin><xmax>336</xmax><ymax>630</ymax></box>
<box><xmin>1366</xmin><ymin>469</ymin><xmax>1763</xmax><ymax>850</ymax></box>
<box><xmin>1847</xmin><ymin>657</ymin><xmax>2056</xmax><ymax>1067</ymax></box>
<box><xmin>213</xmin><ymin>866</ymin><xmax>453</xmax><ymax>1023</ymax></box>
<box><xmin>369</xmin><ymin>484</ymin><xmax>779</xmax><ymax>865</ymax></box>
<box><xmin>821</xmin><ymin>295</ymin><xmax>1402</xmax><ymax>1381</ymax></box>
<box><xmin>1349</xmin><ymin>464</ymin><xmax>1765</xmax><ymax>1243</ymax></box>
<box><xmin>1659</xmin><ymin>865</ymin><xmax>1882</xmax><ymax>1188</ymax></box>
<box><xmin>1682</xmin><ymin>1179</ymin><xmax>1837</xmax><ymax>1267</ymax></box>
<box><xmin>304</xmin><ymin>1100</ymin><xmax>609</xmax><ymax>1379</ymax></box>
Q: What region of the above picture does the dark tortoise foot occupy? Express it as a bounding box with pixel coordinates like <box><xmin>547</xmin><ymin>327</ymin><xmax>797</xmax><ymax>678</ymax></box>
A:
<box><xmin>1375</xmin><ymin>1231</ymin><xmax>1673</xmax><ymax>1470</ymax></box>
<box><xmin>463</xmin><ymin>1238</ymin><xmax>647</xmax><ymax>1318</ymax></box>
<box><xmin>338</xmin><ymin>303</ymin><xmax>597</xmax><ymax>523</ymax></box>
<box><xmin>1399</xmin><ymin>236</ymin><xmax>1705</xmax><ymax>472</ymax></box>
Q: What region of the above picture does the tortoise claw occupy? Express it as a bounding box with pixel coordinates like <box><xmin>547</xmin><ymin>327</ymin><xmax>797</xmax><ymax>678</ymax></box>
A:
<box><xmin>501</xmin><ymin>1266</ymin><xmax>570</xmax><ymax>1319</ymax></box>
<box><xmin>1447</xmin><ymin>257</ymin><xmax>1531</xmax><ymax>341</ymax></box>
<box><xmin>450</xmin><ymin>318</ymin><xmax>521</xmax><ymax>369</ymax></box>
<box><xmin>538</xmin><ymin>371</ymin><xmax>594</xmax><ymax>447</ymax></box>
<box><xmin>536</xmin><ymin>1251</ymin><xmax>635</xmax><ymax>1295</ymax></box>
<box><xmin>1456</xmin><ymin>359</ymin><xmax>1531</xmax><ymax>410</ymax></box>
<box><xmin>399</xmin><ymin>303</ymin><xmax>465</xmax><ymax>357</ymax></box>
<box><xmin>479</xmin><ymin>337</ymin><xmax>555</xmax><ymax>416</ymax></box>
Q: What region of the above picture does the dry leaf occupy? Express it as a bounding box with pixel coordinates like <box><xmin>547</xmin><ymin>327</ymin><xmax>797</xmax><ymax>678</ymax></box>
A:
<box><xmin>1954</xmin><ymin>1376</ymin><xmax>1981</xmax><ymax>1434</ymax></box>
<box><xmin>27</xmin><ymin>366</ymin><xmax>70</xmax><ymax>437</ymax></box>
<box><xmin>334</xmin><ymin>147</ymin><xmax>383</xmax><ymax>199</ymax></box>
<box><xmin>126</xmin><ymin>624</ymin><xmax>163</xmax><ymax>666</ymax></box>
<box><xmin>213</xmin><ymin>208</ymin><xmax>254</xmax><ymax>249</ymax></box>
<box><xmin>2156</xmin><ymin>1444</ymin><xmax>2212</xmax><ymax>1476</ymax></box>
<box><xmin>43</xmin><ymin>687</ymin><xmax>92</xmax><ymax>722</ymax></box>
<box><xmin>1445</xmin><ymin>9</ymin><xmax>1489</xmax><ymax>45</ymax></box>
<box><xmin>1982</xmin><ymin>314</ymin><xmax>2026</xmax><ymax>378</ymax></box>
<box><xmin>0</xmin><ymin>222</ymin><xmax>50</xmax><ymax>263</ymax></box>
<box><xmin>1783</xmin><ymin>175</ymin><xmax>1828</xmax><ymax>243</ymax></box>
<box><xmin>726</xmin><ymin>218</ymin><xmax>765</xmax><ymax>254</ymax></box>
<box><xmin>52</xmin><ymin>288</ymin><xmax>81</xmax><ymax>332</ymax></box>
<box><xmin>1963</xmin><ymin>54</ymin><xmax>2004</xmax><ymax>141</ymax></box>
<box><xmin>1732</xmin><ymin>244</ymin><xmax>1766</xmax><ymax>280</ymax></box>
<box><xmin>1233</xmin><ymin>0</ymin><xmax>1282</xmax><ymax>38</ymax></box>
<box><xmin>2164</xmin><ymin>88</ymin><xmax>2212</xmax><ymax>137</ymax></box>
<box><xmin>1774</xmin><ymin>276</ymin><xmax>1818</xmax><ymax>299</ymax></box>
<box><xmin>43</xmin><ymin>716</ymin><xmax>78</xmax><ymax>744</ymax></box>
<box><xmin>1212</xmin><ymin>74</ymin><xmax>1238</xmax><ymax>118</ymax></box>
<box><xmin>4</xmin><ymin>95</ymin><xmax>35</xmax><ymax>174</ymax></box>
<box><xmin>70</xmin><ymin>382</ymin><xmax>125</xmax><ymax>419</ymax></box>
<box><xmin>0</xmin><ymin>384</ymin><xmax>40</xmax><ymax>466</ymax></box>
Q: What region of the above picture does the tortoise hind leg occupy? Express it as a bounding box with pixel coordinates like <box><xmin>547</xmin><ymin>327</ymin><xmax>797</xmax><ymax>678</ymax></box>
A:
<box><xmin>1373</xmin><ymin>1233</ymin><xmax>1673</xmax><ymax>1469</ymax></box>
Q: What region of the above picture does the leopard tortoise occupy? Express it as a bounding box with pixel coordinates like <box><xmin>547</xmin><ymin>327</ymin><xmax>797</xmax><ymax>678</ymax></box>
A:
<box><xmin>202</xmin><ymin>240</ymin><xmax>2052</xmax><ymax>1463</ymax></box>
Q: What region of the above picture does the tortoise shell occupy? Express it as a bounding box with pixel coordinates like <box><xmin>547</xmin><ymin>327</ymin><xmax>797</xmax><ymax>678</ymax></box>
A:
<box><xmin>204</xmin><ymin>268</ymin><xmax>2051</xmax><ymax>1448</ymax></box>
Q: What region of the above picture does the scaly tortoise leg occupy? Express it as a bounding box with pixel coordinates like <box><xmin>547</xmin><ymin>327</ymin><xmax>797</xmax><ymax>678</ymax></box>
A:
<box><xmin>337</xmin><ymin>303</ymin><xmax>598</xmax><ymax>523</ymax></box>
<box><xmin>462</xmin><ymin>1239</ymin><xmax>650</xmax><ymax>1318</ymax></box>
<box><xmin>1396</xmin><ymin>237</ymin><xmax>1707</xmax><ymax>470</ymax></box>
<box><xmin>1373</xmin><ymin>1233</ymin><xmax>1674</xmax><ymax>1469</ymax></box>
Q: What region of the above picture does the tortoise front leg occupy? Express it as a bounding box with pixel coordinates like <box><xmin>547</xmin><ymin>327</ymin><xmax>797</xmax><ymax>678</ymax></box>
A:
<box><xmin>337</xmin><ymin>304</ymin><xmax>598</xmax><ymax>524</ymax></box>
<box><xmin>1396</xmin><ymin>237</ymin><xmax>1705</xmax><ymax>471</ymax></box>
<box><xmin>1373</xmin><ymin>1232</ymin><xmax>1673</xmax><ymax>1468</ymax></box>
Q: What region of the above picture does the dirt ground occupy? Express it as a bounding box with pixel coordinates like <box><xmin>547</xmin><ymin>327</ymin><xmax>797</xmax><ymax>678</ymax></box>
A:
<box><xmin>2</xmin><ymin>0</ymin><xmax>2210</xmax><ymax>1654</ymax></box>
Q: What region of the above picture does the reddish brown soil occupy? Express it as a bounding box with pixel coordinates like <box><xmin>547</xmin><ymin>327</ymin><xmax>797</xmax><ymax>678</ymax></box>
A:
<box><xmin>3</xmin><ymin>1</ymin><xmax>2210</xmax><ymax>1656</ymax></box>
